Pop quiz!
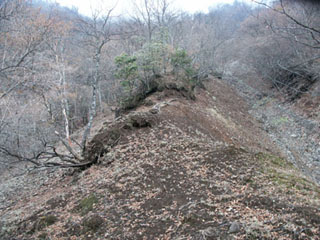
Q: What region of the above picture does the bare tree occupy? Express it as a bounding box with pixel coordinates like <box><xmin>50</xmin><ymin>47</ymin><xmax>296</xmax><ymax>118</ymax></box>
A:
<box><xmin>130</xmin><ymin>0</ymin><xmax>177</xmax><ymax>42</ymax></box>
<box><xmin>76</xmin><ymin>6</ymin><xmax>116</xmax><ymax>151</ymax></box>
<box><xmin>0</xmin><ymin>0</ymin><xmax>61</xmax><ymax>99</ymax></box>
<box><xmin>0</xmin><ymin>3</ymin><xmax>118</xmax><ymax>170</ymax></box>
<box><xmin>247</xmin><ymin>0</ymin><xmax>320</xmax><ymax>97</ymax></box>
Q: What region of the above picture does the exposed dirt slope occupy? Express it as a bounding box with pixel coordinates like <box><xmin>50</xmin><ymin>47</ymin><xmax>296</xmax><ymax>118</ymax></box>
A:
<box><xmin>223</xmin><ymin>70</ymin><xmax>320</xmax><ymax>185</ymax></box>
<box><xmin>1</xmin><ymin>77</ymin><xmax>320</xmax><ymax>239</ymax></box>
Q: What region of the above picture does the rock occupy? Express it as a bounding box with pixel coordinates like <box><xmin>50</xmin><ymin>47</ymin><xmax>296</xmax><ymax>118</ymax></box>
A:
<box><xmin>127</xmin><ymin>113</ymin><xmax>154</xmax><ymax>128</ymax></box>
<box><xmin>149</xmin><ymin>108</ymin><xmax>159</xmax><ymax>114</ymax></box>
<box><xmin>302</xmin><ymin>120</ymin><xmax>316</xmax><ymax>131</ymax></box>
<box><xmin>144</xmin><ymin>99</ymin><xmax>154</xmax><ymax>106</ymax></box>
<box><xmin>82</xmin><ymin>214</ymin><xmax>104</xmax><ymax>232</ymax></box>
<box><xmin>199</xmin><ymin>227</ymin><xmax>217</xmax><ymax>237</ymax></box>
<box><xmin>160</xmin><ymin>141</ymin><xmax>167</xmax><ymax>147</ymax></box>
<box><xmin>297</xmin><ymin>218</ymin><xmax>307</xmax><ymax>226</ymax></box>
<box><xmin>229</xmin><ymin>221</ymin><xmax>241</xmax><ymax>233</ymax></box>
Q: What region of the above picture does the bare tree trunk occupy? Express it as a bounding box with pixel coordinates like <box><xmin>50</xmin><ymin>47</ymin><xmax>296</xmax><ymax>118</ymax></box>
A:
<box><xmin>1</xmin><ymin>38</ymin><xmax>6</xmax><ymax>69</ymax></box>
<box><xmin>145</xmin><ymin>0</ymin><xmax>152</xmax><ymax>42</ymax></box>
<box><xmin>77</xmin><ymin>7</ymin><xmax>114</xmax><ymax>153</ymax></box>
<box><xmin>98</xmin><ymin>81</ymin><xmax>103</xmax><ymax>112</ymax></box>
<box><xmin>57</xmin><ymin>53</ymin><xmax>71</xmax><ymax>144</ymax></box>
<box><xmin>81</xmin><ymin>84</ymin><xmax>96</xmax><ymax>152</ymax></box>
<box><xmin>81</xmin><ymin>52</ymin><xmax>100</xmax><ymax>152</ymax></box>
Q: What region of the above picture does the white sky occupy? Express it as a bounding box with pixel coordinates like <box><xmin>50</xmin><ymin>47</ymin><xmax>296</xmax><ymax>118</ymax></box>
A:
<box><xmin>54</xmin><ymin>0</ymin><xmax>253</xmax><ymax>16</ymax></box>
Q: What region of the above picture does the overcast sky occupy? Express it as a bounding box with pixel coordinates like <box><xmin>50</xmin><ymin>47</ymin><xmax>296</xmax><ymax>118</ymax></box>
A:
<box><xmin>54</xmin><ymin>0</ymin><xmax>254</xmax><ymax>16</ymax></box>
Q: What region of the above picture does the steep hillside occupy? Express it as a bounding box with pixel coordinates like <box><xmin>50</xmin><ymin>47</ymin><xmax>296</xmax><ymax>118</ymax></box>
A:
<box><xmin>1</xmin><ymin>77</ymin><xmax>320</xmax><ymax>239</ymax></box>
<box><xmin>222</xmin><ymin>65</ymin><xmax>320</xmax><ymax>185</ymax></box>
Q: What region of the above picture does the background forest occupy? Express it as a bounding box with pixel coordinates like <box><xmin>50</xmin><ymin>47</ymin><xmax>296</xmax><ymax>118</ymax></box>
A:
<box><xmin>0</xmin><ymin>0</ymin><xmax>319</xmax><ymax>171</ymax></box>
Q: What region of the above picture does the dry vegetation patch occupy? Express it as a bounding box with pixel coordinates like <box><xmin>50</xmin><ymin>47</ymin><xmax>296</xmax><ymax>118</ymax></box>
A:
<box><xmin>1</xmin><ymin>78</ymin><xmax>319</xmax><ymax>239</ymax></box>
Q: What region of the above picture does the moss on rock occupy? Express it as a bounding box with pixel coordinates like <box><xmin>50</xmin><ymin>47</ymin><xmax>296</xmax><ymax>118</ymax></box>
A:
<box><xmin>30</xmin><ymin>214</ymin><xmax>58</xmax><ymax>233</ymax></box>
<box><xmin>78</xmin><ymin>194</ymin><xmax>99</xmax><ymax>215</ymax></box>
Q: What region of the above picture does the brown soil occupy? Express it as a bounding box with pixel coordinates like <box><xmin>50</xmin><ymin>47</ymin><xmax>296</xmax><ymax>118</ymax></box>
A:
<box><xmin>0</xmin><ymin>77</ymin><xmax>319</xmax><ymax>240</ymax></box>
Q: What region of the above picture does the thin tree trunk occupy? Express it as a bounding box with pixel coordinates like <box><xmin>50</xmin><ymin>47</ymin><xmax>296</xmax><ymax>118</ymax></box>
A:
<box><xmin>81</xmin><ymin>83</ymin><xmax>96</xmax><ymax>152</ymax></box>
<box><xmin>57</xmin><ymin>53</ymin><xmax>71</xmax><ymax>145</ymax></box>
<box><xmin>98</xmin><ymin>81</ymin><xmax>103</xmax><ymax>112</ymax></box>
<box><xmin>1</xmin><ymin>38</ymin><xmax>7</xmax><ymax>70</ymax></box>
<box><xmin>81</xmin><ymin>52</ymin><xmax>100</xmax><ymax>152</ymax></box>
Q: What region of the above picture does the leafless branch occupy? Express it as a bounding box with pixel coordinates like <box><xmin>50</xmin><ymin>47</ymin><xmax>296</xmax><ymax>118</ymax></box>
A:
<box><xmin>55</xmin><ymin>131</ymin><xmax>83</xmax><ymax>161</ymax></box>
<box><xmin>251</xmin><ymin>0</ymin><xmax>320</xmax><ymax>34</ymax></box>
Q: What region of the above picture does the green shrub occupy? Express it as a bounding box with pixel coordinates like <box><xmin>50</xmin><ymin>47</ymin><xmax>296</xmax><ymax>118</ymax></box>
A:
<box><xmin>114</xmin><ymin>53</ymin><xmax>138</xmax><ymax>96</ymax></box>
<box><xmin>114</xmin><ymin>44</ymin><xmax>198</xmax><ymax>110</ymax></box>
<box><xmin>170</xmin><ymin>48</ymin><xmax>195</xmax><ymax>82</ymax></box>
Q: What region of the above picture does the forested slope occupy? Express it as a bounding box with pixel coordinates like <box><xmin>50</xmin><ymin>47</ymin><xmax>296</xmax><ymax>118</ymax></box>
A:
<box><xmin>0</xmin><ymin>0</ymin><xmax>320</xmax><ymax>239</ymax></box>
